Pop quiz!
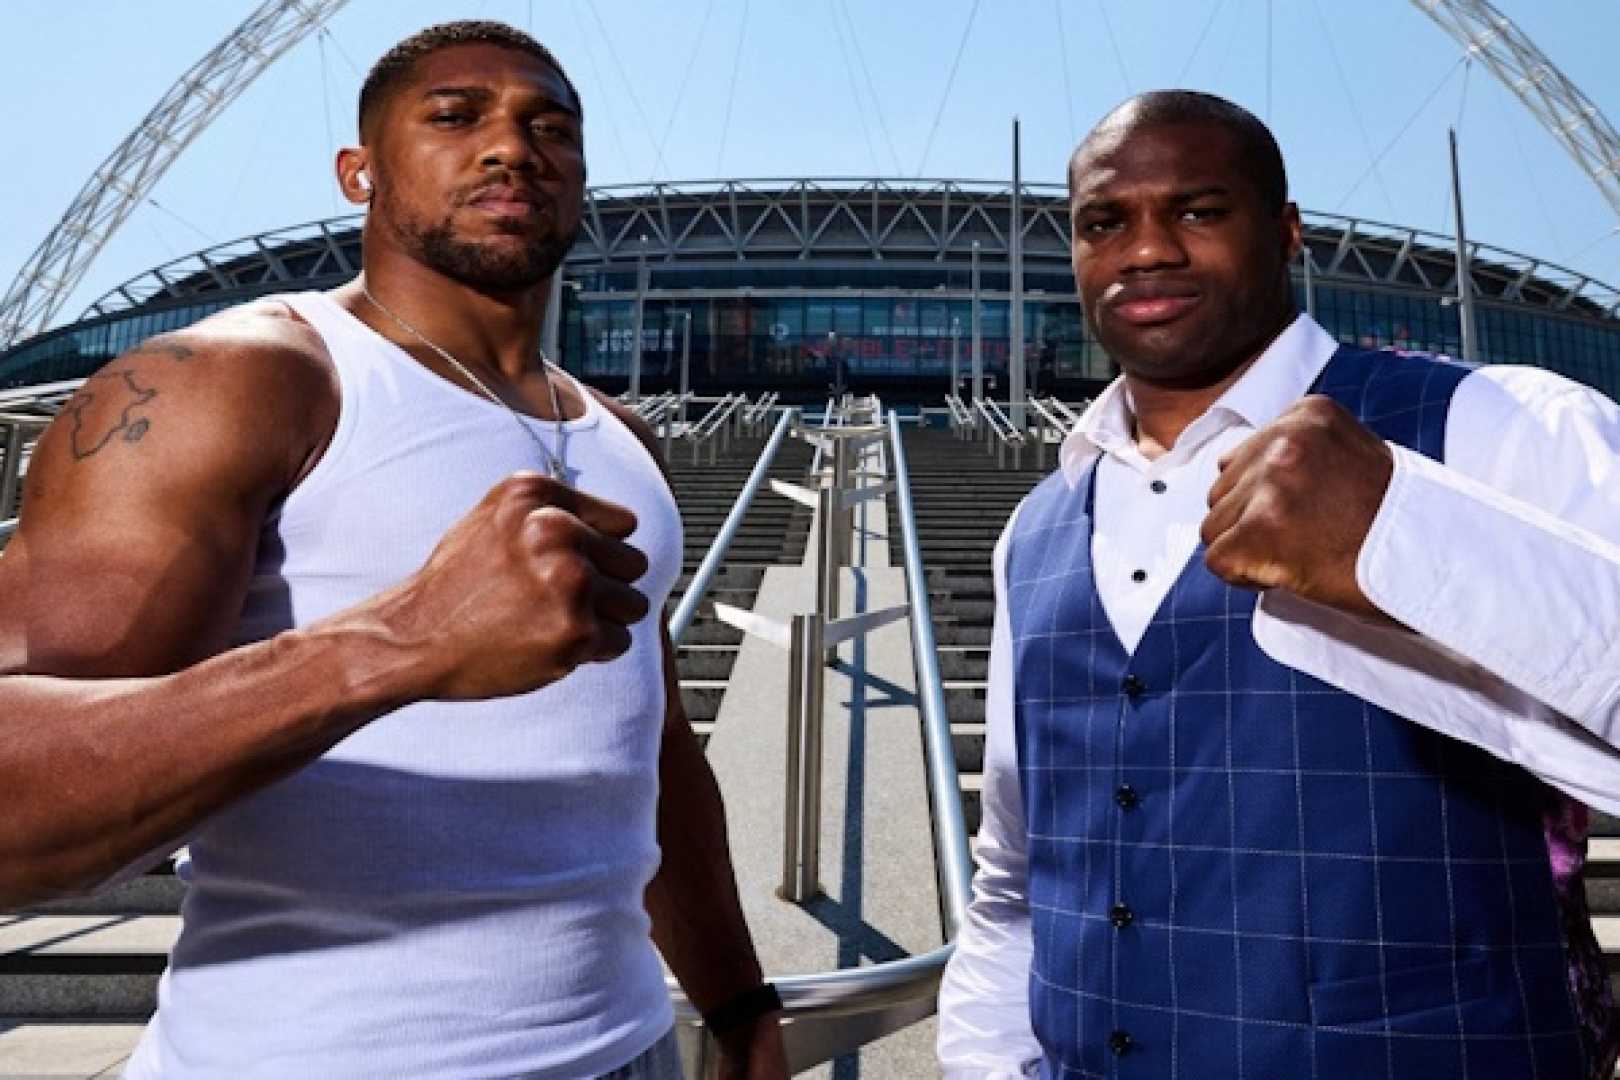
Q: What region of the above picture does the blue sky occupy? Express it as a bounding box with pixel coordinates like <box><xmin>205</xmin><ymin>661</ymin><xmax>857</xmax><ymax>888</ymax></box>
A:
<box><xmin>6</xmin><ymin>1</ymin><xmax>1620</xmax><ymax>331</ymax></box>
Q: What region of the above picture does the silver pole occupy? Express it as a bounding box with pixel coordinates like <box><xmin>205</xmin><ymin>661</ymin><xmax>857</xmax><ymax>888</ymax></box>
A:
<box><xmin>0</xmin><ymin>423</ymin><xmax>22</xmax><ymax>520</ymax></box>
<box><xmin>887</xmin><ymin>412</ymin><xmax>974</xmax><ymax>934</ymax></box>
<box><xmin>1302</xmin><ymin>242</ymin><xmax>1316</xmax><ymax>320</ymax></box>
<box><xmin>970</xmin><ymin>241</ymin><xmax>983</xmax><ymax>404</ymax></box>
<box><xmin>541</xmin><ymin>270</ymin><xmax>564</xmax><ymax>364</ymax></box>
<box><xmin>678</xmin><ymin>311</ymin><xmax>692</xmax><ymax>423</ymax></box>
<box><xmin>667</xmin><ymin>409</ymin><xmax>797</xmax><ymax>643</ymax></box>
<box><xmin>629</xmin><ymin>236</ymin><xmax>649</xmax><ymax>403</ymax></box>
<box><xmin>780</xmin><ymin>611</ymin><xmax>825</xmax><ymax>902</ymax></box>
<box><xmin>1449</xmin><ymin>128</ymin><xmax>1478</xmax><ymax>363</ymax></box>
<box><xmin>816</xmin><ymin>483</ymin><xmax>840</xmax><ymax>634</ymax></box>
<box><xmin>1009</xmin><ymin>116</ymin><xmax>1026</xmax><ymax>430</ymax></box>
<box><xmin>949</xmin><ymin>316</ymin><xmax>960</xmax><ymax>397</ymax></box>
<box><xmin>832</xmin><ymin>436</ymin><xmax>853</xmax><ymax>579</ymax></box>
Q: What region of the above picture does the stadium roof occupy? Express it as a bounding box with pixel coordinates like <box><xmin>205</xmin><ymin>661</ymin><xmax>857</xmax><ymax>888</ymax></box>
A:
<box><xmin>72</xmin><ymin>180</ymin><xmax>1620</xmax><ymax>329</ymax></box>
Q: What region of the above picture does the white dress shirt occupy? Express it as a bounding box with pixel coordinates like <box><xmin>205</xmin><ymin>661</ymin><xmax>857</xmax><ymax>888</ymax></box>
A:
<box><xmin>937</xmin><ymin>313</ymin><xmax>1620</xmax><ymax>1077</ymax></box>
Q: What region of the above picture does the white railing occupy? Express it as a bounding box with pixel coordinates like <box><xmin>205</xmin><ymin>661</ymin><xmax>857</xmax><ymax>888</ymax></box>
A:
<box><xmin>973</xmin><ymin>398</ymin><xmax>1026</xmax><ymax>469</ymax></box>
<box><xmin>686</xmin><ymin>394</ymin><xmax>746</xmax><ymax>464</ymax></box>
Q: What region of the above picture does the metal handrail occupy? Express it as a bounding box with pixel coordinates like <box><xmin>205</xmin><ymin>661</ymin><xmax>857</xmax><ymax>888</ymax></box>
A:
<box><xmin>742</xmin><ymin>390</ymin><xmax>779</xmax><ymax>430</ymax></box>
<box><xmin>1047</xmin><ymin>396</ymin><xmax>1086</xmax><ymax>427</ymax></box>
<box><xmin>683</xmin><ymin>395</ymin><xmax>729</xmax><ymax>438</ymax></box>
<box><xmin>976</xmin><ymin>398</ymin><xmax>1024</xmax><ymax>444</ymax></box>
<box><xmin>670</xmin><ymin>405</ymin><xmax>972</xmax><ymax>1076</ymax></box>
<box><xmin>806</xmin><ymin>396</ymin><xmax>837</xmax><ymax>476</ymax></box>
<box><xmin>0</xmin><ymin>378</ymin><xmax>83</xmax><ymax>410</ymax></box>
<box><xmin>1024</xmin><ymin>395</ymin><xmax>1072</xmax><ymax>439</ymax></box>
<box><xmin>973</xmin><ymin>398</ymin><xmax>1025</xmax><ymax>468</ymax></box>
<box><xmin>666</xmin><ymin>408</ymin><xmax>797</xmax><ymax>644</ymax></box>
<box><xmin>638</xmin><ymin>391</ymin><xmax>679</xmax><ymax>423</ymax></box>
<box><xmin>943</xmin><ymin>393</ymin><xmax>975</xmax><ymax>433</ymax></box>
<box><xmin>1023</xmin><ymin>396</ymin><xmax>1076</xmax><ymax>470</ymax></box>
<box><xmin>690</xmin><ymin>394</ymin><xmax>741</xmax><ymax>440</ymax></box>
<box><xmin>887</xmin><ymin>410</ymin><xmax>974</xmax><ymax>934</ymax></box>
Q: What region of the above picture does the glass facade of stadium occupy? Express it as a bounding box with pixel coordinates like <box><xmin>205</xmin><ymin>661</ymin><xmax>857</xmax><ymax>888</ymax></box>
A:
<box><xmin>7</xmin><ymin>180</ymin><xmax>1620</xmax><ymax>403</ymax></box>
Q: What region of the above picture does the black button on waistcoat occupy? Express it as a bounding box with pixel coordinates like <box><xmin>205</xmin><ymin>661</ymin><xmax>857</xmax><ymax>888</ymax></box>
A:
<box><xmin>1109</xmin><ymin>903</ymin><xmax>1134</xmax><ymax>929</ymax></box>
<box><xmin>1109</xmin><ymin>1029</ymin><xmax>1134</xmax><ymax>1056</ymax></box>
<box><xmin>1122</xmin><ymin>674</ymin><xmax>1146</xmax><ymax>697</ymax></box>
<box><xmin>1114</xmin><ymin>785</ymin><xmax>1140</xmax><ymax>810</ymax></box>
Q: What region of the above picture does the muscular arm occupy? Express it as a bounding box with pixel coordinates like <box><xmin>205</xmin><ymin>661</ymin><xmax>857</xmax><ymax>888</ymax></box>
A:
<box><xmin>0</xmin><ymin>318</ymin><xmax>650</xmax><ymax>906</ymax></box>
<box><xmin>645</xmin><ymin>624</ymin><xmax>784</xmax><ymax>1073</ymax></box>
<box><xmin>0</xmin><ymin>314</ymin><xmax>370</xmax><ymax>900</ymax></box>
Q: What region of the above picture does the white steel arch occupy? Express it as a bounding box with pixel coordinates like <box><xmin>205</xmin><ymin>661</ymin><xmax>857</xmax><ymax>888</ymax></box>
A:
<box><xmin>0</xmin><ymin>0</ymin><xmax>350</xmax><ymax>349</ymax></box>
<box><xmin>1411</xmin><ymin>0</ymin><xmax>1620</xmax><ymax>220</ymax></box>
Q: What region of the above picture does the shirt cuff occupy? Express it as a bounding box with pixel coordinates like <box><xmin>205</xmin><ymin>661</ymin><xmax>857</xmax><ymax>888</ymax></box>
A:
<box><xmin>1356</xmin><ymin>442</ymin><xmax>1620</xmax><ymax>738</ymax></box>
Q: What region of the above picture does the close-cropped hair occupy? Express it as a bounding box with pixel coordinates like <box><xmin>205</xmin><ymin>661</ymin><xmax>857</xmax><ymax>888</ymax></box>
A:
<box><xmin>357</xmin><ymin>20</ymin><xmax>582</xmax><ymax>140</ymax></box>
<box><xmin>1075</xmin><ymin>90</ymin><xmax>1288</xmax><ymax>214</ymax></box>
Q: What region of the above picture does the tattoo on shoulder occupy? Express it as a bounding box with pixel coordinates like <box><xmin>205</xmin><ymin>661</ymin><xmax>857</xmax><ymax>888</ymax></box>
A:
<box><xmin>66</xmin><ymin>368</ymin><xmax>159</xmax><ymax>461</ymax></box>
<box><xmin>126</xmin><ymin>335</ymin><xmax>195</xmax><ymax>362</ymax></box>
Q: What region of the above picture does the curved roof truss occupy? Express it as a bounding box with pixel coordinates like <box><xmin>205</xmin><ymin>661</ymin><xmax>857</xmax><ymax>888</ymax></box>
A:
<box><xmin>1411</xmin><ymin>0</ymin><xmax>1620</xmax><ymax>220</ymax></box>
<box><xmin>0</xmin><ymin>0</ymin><xmax>349</xmax><ymax>349</ymax></box>
<box><xmin>76</xmin><ymin>180</ymin><xmax>1620</xmax><ymax>323</ymax></box>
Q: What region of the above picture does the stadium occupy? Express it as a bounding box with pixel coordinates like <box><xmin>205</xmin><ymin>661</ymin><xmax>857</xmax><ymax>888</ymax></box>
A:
<box><xmin>8</xmin><ymin>2</ymin><xmax>1620</xmax><ymax>1077</ymax></box>
<box><xmin>6</xmin><ymin>179</ymin><xmax>1620</xmax><ymax>402</ymax></box>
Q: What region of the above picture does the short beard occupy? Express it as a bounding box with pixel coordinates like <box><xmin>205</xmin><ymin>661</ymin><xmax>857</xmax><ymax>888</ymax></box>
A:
<box><xmin>391</xmin><ymin>206</ymin><xmax>575</xmax><ymax>293</ymax></box>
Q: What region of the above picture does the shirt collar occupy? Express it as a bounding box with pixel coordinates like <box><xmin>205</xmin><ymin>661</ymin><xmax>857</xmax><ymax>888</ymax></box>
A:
<box><xmin>1058</xmin><ymin>313</ymin><xmax>1339</xmax><ymax>487</ymax></box>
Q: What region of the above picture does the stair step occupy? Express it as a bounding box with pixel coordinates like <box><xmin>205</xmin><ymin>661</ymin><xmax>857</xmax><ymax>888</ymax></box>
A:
<box><xmin>23</xmin><ymin>874</ymin><xmax>184</xmax><ymax>918</ymax></box>
<box><xmin>0</xmin><ymin>915</ymin><xmax>176</xmax><ymax>1018</ymax></box>
<box><xmin>0</xmin><ymin>1021</ymin><xmax>146</xmax><ymax>1076</ymax></box>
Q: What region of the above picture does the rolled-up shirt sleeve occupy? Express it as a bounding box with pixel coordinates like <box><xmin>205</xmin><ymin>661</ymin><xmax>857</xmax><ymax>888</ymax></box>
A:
<box><xmin>938</xmin><ymin>511</ymin><xmax>1041</xmax><ymax>1078</ymax></box>
<box><xmin>1359</xmin><ymin>401</ymin><xmax>1620</xmax><ymax>738</ymax></box>
<box><xmin>1256</xmin><ymin>366</ymin><xmax>1620</xmax><ymax>812</ymax></box>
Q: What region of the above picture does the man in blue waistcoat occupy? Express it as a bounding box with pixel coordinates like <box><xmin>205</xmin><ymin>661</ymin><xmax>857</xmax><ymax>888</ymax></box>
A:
<box><xmin>938</xmin><ymin>90</ymin><xmax>1620</xmax><ymax>1079</ymax></box>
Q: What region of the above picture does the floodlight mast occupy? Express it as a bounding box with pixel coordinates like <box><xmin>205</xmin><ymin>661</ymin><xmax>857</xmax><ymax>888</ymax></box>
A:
<box><xmin>1411</xmin><ymin>0</ymin><xmax>1620</xmax><ymax>222</ymax></box>
<box><xmin>0</xmin><ymin>0</ymin><xmax>351</xmax><ymax>349</ymax></box>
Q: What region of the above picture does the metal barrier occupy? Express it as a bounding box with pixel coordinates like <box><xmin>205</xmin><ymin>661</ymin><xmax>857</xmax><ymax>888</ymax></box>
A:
<box><xmin>888</xmin><ymin>409</ymin><xmax>975</xmax><ymax>935</ymax></box>
<box><xmin>633</xmin><ymin>390</ymin><xmax>676</xmax><ymax>420</ymax></box>
<box><xmin>1024</xmin><ymin>395</ymin><xmax>1075</xmax><ymax>471</ymax></box>
<box><xmin>0</xmin><ymin>380</ymin><xmax>86</xmax><ymax>530</ymax></box>
<box><xmin>666</xmin><ymin>408</ymin><xmax>798</xmax><ymax>643</ymax></box>
<box><xmin>741</xmin><ymin>391</ymin><xmax>780</xmax><ymax>435</ymax></box>
<box><xmin>944</xmin><ymin>393</ymin><xmax>976</xmax><ymax>438</ymax></box>
<box><xmin>1045</xmin><ymin>395</ymin><xmax>1086</xmax><ymax>429</ymax></box>
<box><xmin>674</xmin><ymin>397</ymin><xmax>971</xmax><ymax>1076</ymax></box>
<box><xmin>973</xmin><ymin>398</ymin><xmax>1026</xmax><ymax>468</ymax></box>
<box><xmin>687</xmin><ymin>394</ymin><xmax>746</xmax><ymax>464</ymax></box>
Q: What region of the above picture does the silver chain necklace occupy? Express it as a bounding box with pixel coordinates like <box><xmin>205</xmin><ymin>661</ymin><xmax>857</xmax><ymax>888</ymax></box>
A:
<box><xmin>361</xmin><ymin>283</ymin><xmax>569</xmax><ymax>484</ymax></box>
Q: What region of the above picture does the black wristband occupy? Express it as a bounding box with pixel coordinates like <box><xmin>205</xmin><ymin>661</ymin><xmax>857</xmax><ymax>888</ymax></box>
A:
<box><xmin>702</xmin><ymin>981</ymin><xmax>783</xmax><ymax>1037</ymax></box>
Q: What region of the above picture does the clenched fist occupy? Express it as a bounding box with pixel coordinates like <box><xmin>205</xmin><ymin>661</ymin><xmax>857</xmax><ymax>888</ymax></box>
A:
<box><xmin>354</xmin><ymin>471</ymin><xmax>651</xmax><ymax>700</ymax></box>
<box><xmin>1200</xmin><ymin>395</ymin><xmax>1394</xmax><ymax>621</ymax></box>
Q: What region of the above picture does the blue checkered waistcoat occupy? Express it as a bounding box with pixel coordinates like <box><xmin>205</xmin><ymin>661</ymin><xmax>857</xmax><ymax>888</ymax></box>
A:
<box><xmin>1006</xmin><ymin>346</ymin><xmax>1588</xmax><ymax>1079</ymax></box>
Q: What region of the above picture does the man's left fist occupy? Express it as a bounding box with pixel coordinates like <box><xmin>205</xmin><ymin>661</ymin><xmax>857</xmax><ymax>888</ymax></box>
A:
<box><xmin>1200</xmin><ymin>395</ymin><xmax>1394</xmax><ymax>620</ymax></box>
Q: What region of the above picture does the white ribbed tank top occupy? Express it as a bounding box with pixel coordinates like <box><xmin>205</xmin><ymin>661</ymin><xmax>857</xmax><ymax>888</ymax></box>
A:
<box><xmin>125</xmin><ymin>291</ymin><xmax>682</xmax><ymax>1079</ymax></box>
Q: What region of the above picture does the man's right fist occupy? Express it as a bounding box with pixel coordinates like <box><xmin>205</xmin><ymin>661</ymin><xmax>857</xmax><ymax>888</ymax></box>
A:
<box><xmin>368</xmin><ymin>472</ymin><xmax>650</xmax><ymax>700</ymax></box>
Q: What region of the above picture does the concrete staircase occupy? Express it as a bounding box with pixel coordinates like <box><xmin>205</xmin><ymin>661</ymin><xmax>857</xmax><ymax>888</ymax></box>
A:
<box><xmin>0</xmin><ymin>428</ymin><xmax>814</xmax><ymax>1075</ymax></box>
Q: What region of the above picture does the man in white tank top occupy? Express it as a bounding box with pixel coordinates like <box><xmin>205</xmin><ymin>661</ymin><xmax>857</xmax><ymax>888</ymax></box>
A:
<box><xmin>0</xmin><ymin>20</ymin><xmax>786</xmax><ymax>1079</ymax></box>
